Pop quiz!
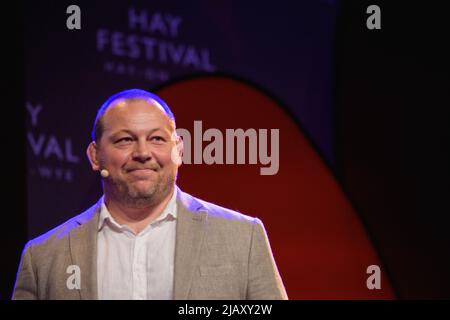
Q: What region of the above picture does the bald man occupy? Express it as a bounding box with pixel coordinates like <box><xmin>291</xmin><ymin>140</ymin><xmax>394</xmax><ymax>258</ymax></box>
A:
<box><xmin>13</xmin><ymin>89</ymin><xmax>288</xmax><ymax>300</ymax></box>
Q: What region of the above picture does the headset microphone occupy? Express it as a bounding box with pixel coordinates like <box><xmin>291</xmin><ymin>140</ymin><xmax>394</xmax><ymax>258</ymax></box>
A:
<box><xmin>100</xmin><ymin>169</ymin><xmax>110</xmax><ymax>178</ymax></box>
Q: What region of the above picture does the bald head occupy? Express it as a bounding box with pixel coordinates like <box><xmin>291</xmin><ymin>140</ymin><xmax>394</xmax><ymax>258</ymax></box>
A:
<box><xmin>92</xmin><ymin>89</ymin><xmax>175</xmax><ymax>144</ymax></box>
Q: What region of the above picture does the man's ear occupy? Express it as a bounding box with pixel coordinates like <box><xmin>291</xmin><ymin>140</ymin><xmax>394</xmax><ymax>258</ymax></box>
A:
<box><xmin>86</xmin><ymin>141</ymin><xmax>100</xmax><ymax>171</ymax></box>
<box><xmin>176</xmin><ymin>135</ymin><xmax>184</xmax><ymax>167</ymax></box>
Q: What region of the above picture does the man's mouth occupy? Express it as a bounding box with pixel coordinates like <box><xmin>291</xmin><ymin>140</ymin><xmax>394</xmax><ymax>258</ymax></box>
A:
<box><xmin>126</xmin><ymin>166</ymin><xmax>159</xmax><ymax>172</ymax></box>
<box><xmin>126</xmin><ymin>168</ymin><xmax>158</xmax><ymax>180</ymax></box>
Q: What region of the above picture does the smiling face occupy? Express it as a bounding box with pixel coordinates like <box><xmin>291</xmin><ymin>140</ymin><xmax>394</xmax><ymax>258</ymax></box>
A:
<box><xmin>87</xmin><ymin>98</ymin><xmax>183</xmax><ymax>208</ymax></box>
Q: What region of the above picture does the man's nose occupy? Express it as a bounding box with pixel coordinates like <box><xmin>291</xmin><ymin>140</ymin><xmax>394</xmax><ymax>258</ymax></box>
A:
<box><xmin>131</xmin><ymin>140</ymin><xmax>152</xmax><ymax>162</ymax></box>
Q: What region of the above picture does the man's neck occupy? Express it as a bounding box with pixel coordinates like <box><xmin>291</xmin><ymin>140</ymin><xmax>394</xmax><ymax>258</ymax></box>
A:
<box><xmin>104</xmin><ymin>188</ymin><xmax>174</xmax><ymax>235</ymax></box>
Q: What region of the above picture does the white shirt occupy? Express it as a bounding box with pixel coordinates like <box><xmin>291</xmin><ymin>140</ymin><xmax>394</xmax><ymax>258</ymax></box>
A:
<box><xmin>96</xmin><ymin>188</ymin><xmax>177</xmax><ymax>300</ymax></box>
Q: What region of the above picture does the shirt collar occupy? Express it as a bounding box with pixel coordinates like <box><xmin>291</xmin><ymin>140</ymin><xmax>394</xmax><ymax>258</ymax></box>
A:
<box><xmin>98</xmin><ymin>187</ymin><xmax>178</xmax><ymax>232</ymax></box>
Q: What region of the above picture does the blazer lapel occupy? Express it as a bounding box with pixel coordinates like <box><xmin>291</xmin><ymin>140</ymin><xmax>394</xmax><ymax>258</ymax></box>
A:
<box><xmin>69</xmin><ymin>201</ymin><xmax>101</xmax><ymax>300</ymax></box>
<box><xmin>173</xmin><ymin>189</ymin><xmax>208</xmax><ymax>299</ymax></box>
<box><xmin>67</xmin><ymin>190</ymin><xmax>206</xmax><ymax>300</ymax></box>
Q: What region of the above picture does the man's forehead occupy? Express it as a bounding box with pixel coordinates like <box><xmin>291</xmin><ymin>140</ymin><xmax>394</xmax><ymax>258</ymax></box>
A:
<box><xmin>101</xmin><ymin>98</ymin><xmax>175</xmax><ymax>132</ymax></box>
<box><xmin>108</xmin><ymin>97</ymin><xmax>166</xmax><ymax>114</ymax></box>
<box><xmin>102</xmin><ymin>98</ymin><xmax>175</xmax><ymax>125</ymax></box>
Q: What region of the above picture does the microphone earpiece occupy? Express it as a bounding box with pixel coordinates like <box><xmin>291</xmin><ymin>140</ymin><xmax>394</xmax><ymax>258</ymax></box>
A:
<box><xmin>100</xmin><ymin>169</ymin><xmax>110</xmax><ymax>178</ymax></box>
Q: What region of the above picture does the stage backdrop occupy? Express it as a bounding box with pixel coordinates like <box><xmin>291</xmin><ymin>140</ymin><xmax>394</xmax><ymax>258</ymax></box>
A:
<box><xmin>25</xmin><ymin>0</ymin><xmax>393</xmax><ymax>298</ymax></box>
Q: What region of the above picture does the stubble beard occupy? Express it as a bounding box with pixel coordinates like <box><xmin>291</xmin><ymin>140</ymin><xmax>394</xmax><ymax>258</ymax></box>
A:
<box><xmin>106</xmin><ymin>170</ymin><xmax>176</xmax><ymax>209</ymax></box>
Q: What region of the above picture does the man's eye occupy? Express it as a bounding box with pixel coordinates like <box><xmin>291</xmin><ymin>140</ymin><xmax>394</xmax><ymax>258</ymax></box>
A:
<box><xmin>116</xmin><ymin>137</ymin><xmax>132</xmax><ymax>143</ymax></box>
<box><xmin>151</xmin><ymin>136</ymin><xmax>165</xmax><ymax>143</ymax></box>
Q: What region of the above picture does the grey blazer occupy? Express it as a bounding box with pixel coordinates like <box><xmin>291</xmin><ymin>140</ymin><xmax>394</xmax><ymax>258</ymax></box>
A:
<box><xmin>12</xmin><ymin>187</ymin><xmax>288</xmax><ymax>300</ymax></box>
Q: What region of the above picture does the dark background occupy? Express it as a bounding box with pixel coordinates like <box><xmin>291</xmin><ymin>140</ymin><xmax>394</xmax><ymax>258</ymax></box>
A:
<box><xmin>335</xmin><ymin>2</ymin><xmax>450</xmax><ymax>298</ymax></box>
<box><xmin>2</xmin><ymin>0</ymin><xmax>449</xmax><ymax>299</ymax></box>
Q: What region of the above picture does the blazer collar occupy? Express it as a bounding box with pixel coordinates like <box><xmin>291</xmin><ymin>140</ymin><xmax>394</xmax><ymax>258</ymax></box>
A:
<box><xmin>69</xmin><ymin>186</ymin><xmax>208</xmax><ymax>300</ymax></box>
<box><xmin>173</xmin><ymin>186</ymin><xmax>208</xmax><ymax>299</ymax></box>
<box><xmin>69</xmin><ymin>198</ymin><xmax>101</xmax><ymax>300</ymax></box>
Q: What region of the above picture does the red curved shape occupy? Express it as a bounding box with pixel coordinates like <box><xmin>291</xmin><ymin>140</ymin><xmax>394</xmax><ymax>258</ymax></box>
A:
<box><xmin>156</xmin><ymin>76</ymin><xmax>395</xmax><ymax>299</ymax></box>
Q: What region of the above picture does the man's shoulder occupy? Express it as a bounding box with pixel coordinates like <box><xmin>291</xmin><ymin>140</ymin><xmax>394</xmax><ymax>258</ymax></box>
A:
<box><xmin>26</xmin><ymin>201</ymin><xmax>100</xmax><ymax>250</ymax></box>
<box><xmin>180</xmin><ymin>190</ymin><xmax>260</xmax><ymax>225</ymax></box>
<box><xmin>180</xmin><ymin>190</ymin><xmax>266</xmax><ymax>243</ymax></box>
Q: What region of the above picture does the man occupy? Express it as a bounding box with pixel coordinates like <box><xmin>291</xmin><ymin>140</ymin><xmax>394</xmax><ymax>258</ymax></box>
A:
<box><xmin>13</xmin><ymin>89</ymin><xmax>288</xmax><ymax>300</ymax></box>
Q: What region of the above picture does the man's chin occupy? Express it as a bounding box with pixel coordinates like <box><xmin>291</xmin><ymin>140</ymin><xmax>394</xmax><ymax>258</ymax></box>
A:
<box><xmin>128</xmin><ymin>179</ymin><xmax>156</xmax><ymax>191</ymax></box>
<box><xmin>124</xmin><ymin>190</ymin><xmax>158</xmax><ymax>207</ymax></box>
<box><xmin>128</xmin><ymin>187</ymin><xmax>157</xmax><ymax>199</ymax></box>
